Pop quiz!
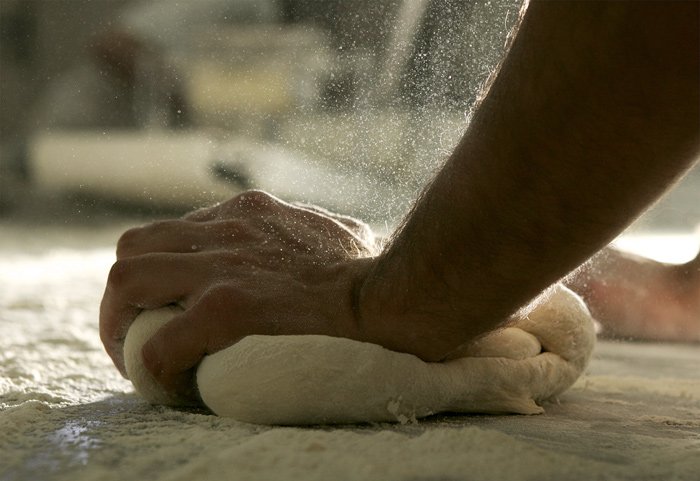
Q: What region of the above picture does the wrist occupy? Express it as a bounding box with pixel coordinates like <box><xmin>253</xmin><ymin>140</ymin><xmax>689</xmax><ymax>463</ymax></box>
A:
<box><xmin>320</xmin><ymin>257</ymin><xmax>379</xmax><ymax>343</ymax></box>
<box><xmin>354</xmin><ymin>251</ymin><xmax>469</xmax><ymax>362</ymax></box>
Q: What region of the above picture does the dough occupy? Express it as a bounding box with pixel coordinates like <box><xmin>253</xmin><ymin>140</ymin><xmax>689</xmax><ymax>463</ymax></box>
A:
<box><xmin>124</xmin><ymin>284</ymin><xmax>596</xmax><ymax>425</ymax></box>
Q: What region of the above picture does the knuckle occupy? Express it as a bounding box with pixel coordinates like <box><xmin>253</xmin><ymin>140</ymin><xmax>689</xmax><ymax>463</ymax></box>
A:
<box><xmin>116</xmin><ymin>227</ymin><xmax>143</xmax><ymax>257</ymax></box>
<box><xmin>106</xmin><ymin>258</ymin><xmax>136</xmax><ymax>288</ymax></box>
<box><xmin>236</xmin><ymin>190</ymin><xmax>282</xmax><ymax>212</ymax></box>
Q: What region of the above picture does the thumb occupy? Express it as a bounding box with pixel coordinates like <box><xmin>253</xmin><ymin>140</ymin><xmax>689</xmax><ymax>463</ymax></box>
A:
<box><xmin>141</xmin><ymin>308</ymin><xmax>210</xmax><ymax>404</ymax></box>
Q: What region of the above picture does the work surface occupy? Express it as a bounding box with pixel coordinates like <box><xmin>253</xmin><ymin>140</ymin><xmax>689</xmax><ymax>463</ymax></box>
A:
<box><xmin>1</xmin><ymin>223</ymin><xmax>699</xmax><ymax>481</ymax></box>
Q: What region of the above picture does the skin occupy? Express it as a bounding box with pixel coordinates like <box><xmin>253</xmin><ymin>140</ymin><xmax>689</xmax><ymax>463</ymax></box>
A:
<box><xmin>566</xmin><ymin>247</ymin><xmax>700</xmax><ymax>343</ymax></box>
<box><xmin>100</xmin><ymin>1</ymin><xmax>699</xmax><ymax>401</ymax></box>
<box><xmin>101</xmin><ymin>195</ymin><xmax>379</xmax><ymax>398</ymax></box>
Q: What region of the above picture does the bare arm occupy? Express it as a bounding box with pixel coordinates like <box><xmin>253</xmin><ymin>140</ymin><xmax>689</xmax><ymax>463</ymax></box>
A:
<box><xmin>357</xmin><ymin>0</ymin><xmax>700</xmax><ymax>360</ymax></box>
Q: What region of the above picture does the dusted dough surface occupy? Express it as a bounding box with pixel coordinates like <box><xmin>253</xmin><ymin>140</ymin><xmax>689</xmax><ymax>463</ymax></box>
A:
<box><xmin>124</xmin><ymin>284</ymin><xmax>596</xmax><ymax>425</ymax></box>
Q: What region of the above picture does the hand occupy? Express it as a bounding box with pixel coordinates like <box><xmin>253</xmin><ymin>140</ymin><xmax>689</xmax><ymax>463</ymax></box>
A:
<box><xmin>567</xmin><ymin>247</ymin><xmax>700</xmax><ymax>342</ymax></box>
<box><xmin>100</xmin><ymin>191</ymin><xmax>379</xmax><ymax>401</ymax></box>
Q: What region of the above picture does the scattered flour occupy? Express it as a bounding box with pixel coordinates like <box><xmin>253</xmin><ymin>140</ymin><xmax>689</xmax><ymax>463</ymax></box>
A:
<box><xmin>574</xmin><ymin>375</ymin><xmax>700</xmax><ymax>400</ymax></box>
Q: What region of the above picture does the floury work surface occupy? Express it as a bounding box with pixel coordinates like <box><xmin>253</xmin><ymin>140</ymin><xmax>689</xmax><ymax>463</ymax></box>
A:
<box><xmin>1</xmin><ymin>222</ymin><xmax>699</xmax><ymax>481</ymax></box>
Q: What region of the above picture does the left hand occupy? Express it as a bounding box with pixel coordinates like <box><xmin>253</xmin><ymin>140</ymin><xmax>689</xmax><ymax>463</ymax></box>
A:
<box><xmin>100</xmin><ymin>191</ymin><xmax>379</xmax><ymax>402</ymax></box>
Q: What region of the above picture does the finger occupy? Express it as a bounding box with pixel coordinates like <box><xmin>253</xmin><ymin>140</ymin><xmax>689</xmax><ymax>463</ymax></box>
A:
<box><xmin>116</xmin><ymin>219</ymin><xmax>259</xmax><ymax>259</ymax></box>
<box><xmin>117</xmin><ymin>220</ymin><xmax>197</xmax><ymax>258</ymax></box>
<box><xmin>100</xmin><ymin>301</ymin><xmax>140</xmax><ymax>379</ymax></box>
<box><xmin>100</xmin><ymin>253</ymin><xmax>209</xmax><ymax>376</ymax></box>
<box><xmin>140</xmin><ymin>308</ymin><xmax>215</xmax><ymax>404</ymax></box>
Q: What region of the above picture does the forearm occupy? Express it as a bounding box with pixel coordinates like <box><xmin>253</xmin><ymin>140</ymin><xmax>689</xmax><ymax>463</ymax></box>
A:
<box><xmin>358</xmin><ymin>1</ymin><xmax>699</xmax><ymax>360</ymax></box>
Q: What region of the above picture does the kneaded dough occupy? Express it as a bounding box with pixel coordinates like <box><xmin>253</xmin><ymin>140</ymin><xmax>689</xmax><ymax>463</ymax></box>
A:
<box><xmin>124</xmin><ymin>284</ymin><xmax>596</xmax><ymax>425</ymax></box>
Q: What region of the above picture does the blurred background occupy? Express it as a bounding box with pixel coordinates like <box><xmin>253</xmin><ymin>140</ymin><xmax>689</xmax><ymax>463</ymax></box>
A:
<box><xmin>0</xmin><ymin>0</ymin><xmax>698</xmax><ymax>251</ymax></box>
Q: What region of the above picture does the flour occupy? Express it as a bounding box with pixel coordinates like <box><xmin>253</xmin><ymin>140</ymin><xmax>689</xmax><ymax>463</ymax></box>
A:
<box><xmin>574</xmin><ymin>375</ymin><xmax>700</xmax><ymax>400</ymax></box>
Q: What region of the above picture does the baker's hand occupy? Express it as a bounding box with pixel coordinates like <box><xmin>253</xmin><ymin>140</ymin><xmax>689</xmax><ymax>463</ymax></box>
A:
<box><xmin>100</xmin><ymin>191</ymin><xmax>379</xmax><ymax>401</ymax></box>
